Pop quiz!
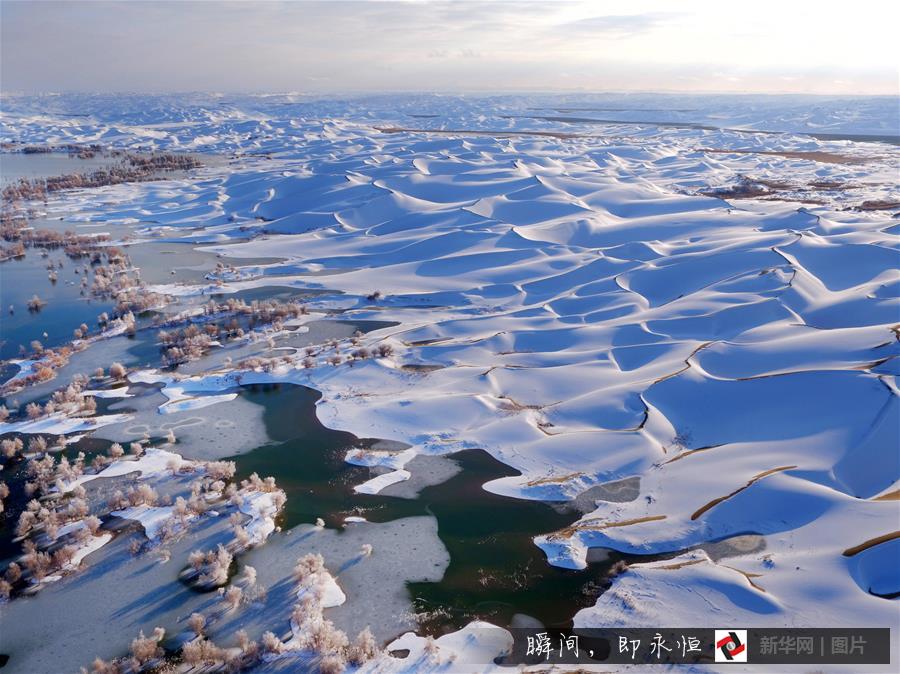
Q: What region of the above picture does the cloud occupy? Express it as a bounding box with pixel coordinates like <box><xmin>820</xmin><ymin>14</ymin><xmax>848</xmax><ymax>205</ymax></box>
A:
<box><xmin>558</xmin><ymin>12</ymin><xmax>681</xmax><ymax>38</ymax></box>
<box><xmin>0</xmin><ymin>0</ymin><xmax>895</xmax><ymax>94</ymax></box>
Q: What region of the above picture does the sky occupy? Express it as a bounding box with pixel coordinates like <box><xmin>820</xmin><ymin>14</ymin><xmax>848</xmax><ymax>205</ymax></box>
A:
<box><xmin>1</xmin><ymin>0</ymin><xmax>897</xmax><ymax>95</ymax></box>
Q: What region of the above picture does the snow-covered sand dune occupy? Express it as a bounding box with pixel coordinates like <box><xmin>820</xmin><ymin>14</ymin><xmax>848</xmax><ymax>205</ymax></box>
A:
<box><xmin>1</xmin><ymin>93</ymin><xmax>898</xmax><ymax>663</ymax></box>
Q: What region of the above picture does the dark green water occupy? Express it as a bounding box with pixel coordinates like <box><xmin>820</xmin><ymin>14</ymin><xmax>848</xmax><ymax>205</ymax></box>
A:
<box><xmin>232</xmin><ymin>383</ymin><xmax>623</xmax><ymax>633</ymax></box>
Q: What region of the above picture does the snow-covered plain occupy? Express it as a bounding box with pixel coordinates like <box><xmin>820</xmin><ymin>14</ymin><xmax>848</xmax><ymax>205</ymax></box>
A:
<box><xmin>1</xmin><ymin>93</ymin><xmax>898</xmax><ymax>671</ymax></box>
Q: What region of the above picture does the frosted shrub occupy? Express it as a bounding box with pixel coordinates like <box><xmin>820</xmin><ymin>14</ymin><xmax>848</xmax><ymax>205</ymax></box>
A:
<box><xmin>182</xmin><ymin>637</ymin><xmax>226</xmax><ymax>666</ymax></box>
<box><xmin>241</xmin><ymin>565</ymin><xmax>257</xmax><ymax>587</ymax></box>
<box><xmin>90</xmin><ymin>657</ymin><xmax>118</xmax><ymax>674</ymax></box>
<box><xmin>348</xmin><ymin>627</ymin><xmax>379</xmax><ymax>665</ymax></box>
<box><xmin>223</xmin><ymin>584</ymin><xmax>243</xmax><ymax>609</ymax></box>
<box><xmin>232</xmin><ymin>629</ymin><xmax>263</xmax><ymax>667</ymax></box>
<box><xmin>187</xmin><ymin>493</ymin><xmax>207</xmax><ymax>516</ymax></box>
<box><xmin>190</xmin><ymin>544</ymin><xmax>233</xmax><ymax>588</ymax></box>
<box><xmin>5</xmin><ymin>562</ymin><xmax>22</xmax><ymax>583</ymax></box>
<box><xmin>293</xmin><ymin>552</ymin><xmax>325</xmax><ymax>582</ymax></box>
<box><xmin>28</xmin><ymin>435</ymin><xmax>48</xmax><ymax>453</ymax></box>
<box><xmin>130</xmin><ymin>629</ymin><xmax>163</xmax><ymax>664</ymax></box>
<box><xmin>233</xmin><ymin>524</ymin><xmax>250</xmax><ymax>548</ymax></box>
<box><xmin>188</xmin><ymin>611</ymin><xmax>206</xmax><ymax>636</ymax></box>
<box><xmin>261</xmin><ymin>631</ymin><xmax>283</xmax><ymax>654</ymax></box>
<box><xmin>105</xmin><ymin>489</ymin><xmax>126</xmax><ymax>510</ymax></box>
<box><xmin>424</xmin><ymin>635</ymin><xmax>440</xmax><ymax>660</ymax></box>
<box><xmin>1</xmin><ymin>437</ymin><xmax>23</xmax><ymax>458</ymax></box>
<box><xmin>318</xmin><ymin>653</ymin><xmax>347</xmax><ymax>674</ymax></box>
<box><xmin>306</xmin><ymin>619</ymin><xmax>349</xmax><ymax>655</ymax></box>
<box><xmin>84</xmin><ymin>515</ymin><xmax>102</xmax><ymax>534</ymax></box>
<box><xmin>51</xmin><ymin>545</ymin><xmax>76</xmax><ymax>569</ymax></box>
<box><xmin>16</xmin><ymin>510</ymin><xmax>36</xmax><ymax>537</ymax></box>
<box><xmin>67</xmin><ymin>496</ymin><xmax>89</xmax><ymax>520</ymax></box>
<box><xmin>206</xmin><ymin>460</ymin><xmax>236</xmax><ymax>481</ymax></box>
<box><xmin>109</xmin><ymin>362</ymin><xmax>126</xmax><ymax>379</ymax></box>
<box><xmin>605</xmin><ymin>559</ymin><xmax>629</xmax><ymax>580</ymax></box>
<box><xmin>126</xmin><ymin>484</ymin><xmax>158</xmax><ymax>507</ymax></box>
<box><xmin>188</xmin><ymin>550</ymin><xmax>205</xmax><ymax>571</ymax></box>
<box><xmin>173</xmin><ymin>496</ymin><xmax>189</xmax><ymax>522</ymax></box>
<box><xmin>108</xmin><ymin>442</ymin><xmax>124</xmax><ymax>459</ymax></box>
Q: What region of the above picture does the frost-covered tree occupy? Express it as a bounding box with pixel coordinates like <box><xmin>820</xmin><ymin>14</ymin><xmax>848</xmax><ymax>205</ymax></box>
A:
<box><xmin>348</xmin><ymin>627</ymin><xmax>379</xmax><ymax>665</ymax></box>
<box><xmin>223</xmin><ymin>584</ymin><xmax>243</xmax><ymax>610</ymax></box>
<box><xmin>241</xmin><ymin>565</ymin><xmax>257</xmax><ymax>588</ymax></box>
<box><xmin>261</xmin><ymin>631</ymin><xmax>283</xmax><ymax>654</ymax></box>
<box><xmin>318</xmin><ymin>653</ymin><xmax>347</xmax><ymax>674</ymax></box>
<box><xmin>188</xmin><ymin>611</ymin><xmax>206</xmax><ymax>636</ymax></box>
<box><xmin>130</xmin><ymin>628</ymin><xmax>163</xmax><ymax>664</ymax></box>
<box><xmin>293</xmin><ymin>552</ymin><xmax>325</xmax><ymax>583</ymax></box>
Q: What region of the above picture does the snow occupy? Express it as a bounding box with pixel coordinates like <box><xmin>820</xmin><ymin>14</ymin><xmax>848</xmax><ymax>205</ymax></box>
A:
<box><xmin>0</xmin><ymin>412</ymin><xmax>133</xmax><ymax>436</ymax></box>
<box><xmin>294</xmin><ymin>568</ymin><xmax>346</xmax><ymax>609</ymax></box>
<box><xmin>1</xmin><ymin>93</ymin><xmax>897</xmax><ymax>662</ymax></box>
<box><xmin>62</xmin><ymin>447</ymin><xmax>188</xmax><ymax>492</ymax></box>
<box><xmin>111</xmin><ymin>505</ymin><xmax>180</xmax><ymax>540</ymax></box>
<box><xmin>353</xmin><ymin>469</ymin><xmax>411</xmax><ymax>495</ymax></box>
<box><xmin>81</xmin><ymin>387</ymin><xmax>132</xmax><ymax>399</ymax></box>
<box><xmin>158</xmin><ymin>391</ymin><xmax>238</xmax><ymax>414</ymax></box>
<box><xmin>69</xmin><ymin>533</ymin><xmax>113</xmax><ymax>567</ymax></box>
<box><xmin>384</xmin><ymin>620</ymin><xmax>513</xmax><ymax>670</ymax></box>
<box><xmin>39</xmin><ymin>533</ymin><xmax>114</xmax><ymax>586</ymax></box>
<box><xmin>237</xmin><ymin>489</ymin><xmax>282</xmax><ymax>546</ymax></box>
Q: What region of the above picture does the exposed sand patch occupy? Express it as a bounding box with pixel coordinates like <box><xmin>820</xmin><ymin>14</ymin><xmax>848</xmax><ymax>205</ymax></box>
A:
<box><xmin>699</xmin><ymin>147</ymin><xmax>872</xmax><ymax>165</ymax></box>
<box><xmin>843</xmin><ymin>531</ymin><xmax>900</xmax><ymax>557</ymax></box>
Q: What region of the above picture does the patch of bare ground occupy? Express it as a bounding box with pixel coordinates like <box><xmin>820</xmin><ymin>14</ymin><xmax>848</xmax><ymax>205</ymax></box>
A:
<box><xmin>690</xmin><ymin>465</ymin><xmax>797</xmax><ymax>520</ymax></box>
<box><xmin>376</xmin><ymin>126</ymin><xmax>584</xmax><ymax>140</ymax></box>
<box><xmin>701</xmin><ymin>176</ymin><xmax>796</xmax><ymax>200</ymax></box>
<box><xmin>857</xmin><ymin>199</ymin><xmax>900</xmax><ymax>211</ymax></box>
<box><xmin>496</xmin><ymin>395</ymin><xmax>543</xmax><ymax>412</ymax></box>
<box><xmin>699</xmin><ymin>148</ymin><xmax>872</xmax><ymax>165</ymax></box>
<box><xmin>872</xmin><ymin>489</ymin><xmax>900</xmax><ymax>501</ymax></box>
<box><xmin>405</xmin><ymin>337</ymin><xmax>451</xmax><ymax>347</ymax></box>
<box><xmin>552</xmin><ymin>514</ymin><xmax>668</xmax><ymax>539</ymax></box>
<box><xmin>526</xmin><ymin>472</ymin><xmax>584</xmax><ymax>487</ymax></box>
<box><xmin>808</xmin><ymin>179</ymin><xmax>863</xmax><ymax>190</ymax></box>
<box><xmin>652</xmin><ymin>557</ymin><xmax>765</xmax><ymax>593</ymax></box>
<box><xmin>399</xmin><ymin>363</ymin><xmax>444</xmax><ymax>373</ymax></box>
